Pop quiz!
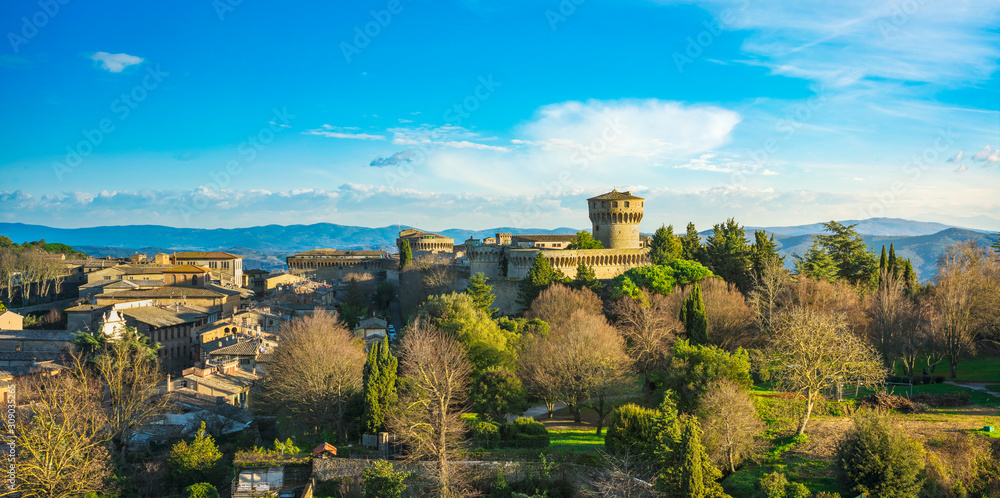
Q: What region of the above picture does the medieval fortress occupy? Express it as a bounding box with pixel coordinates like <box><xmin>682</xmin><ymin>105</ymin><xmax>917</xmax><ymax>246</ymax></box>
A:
<box><xmin>286</xmin><ymin>189</ymin><xmax>651</xmax><ymax>283</ymax></box>
<box><xmin>467</xmin><ymin>189</ymin><xmax>651</xmax><ymax>280</ymax></box>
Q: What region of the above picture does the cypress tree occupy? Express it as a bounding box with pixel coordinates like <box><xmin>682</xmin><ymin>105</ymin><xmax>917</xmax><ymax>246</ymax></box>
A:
<box><xmin>657</xmin><ymin>414</ymin><xmax>725</xmax><ymax>497</ymax></box>
<box><xmin>680</xmin><ymin>283</ymin><xmax>708</xmax><ymax>345</ymax></box>
<box><xmin>887</xmin><ymin>243</ymin><xmax>898</xmax><ymax>279</ymax></box>
<box><xmin>399</xmin><ymin>239</ymin><xmax>413</xmax><ymax>270</ymax></box>
<box><xmin>466</xmin><ymin>272</ymin><xmax>495</xmax><ymax>316</ymax></box>
<box><xmin>517</xmin><ymin>252</ymin><xmax>566</xmax><ymax>308</ymax></box>
<box><xmin>573</xmin><ymin>262</ymin><xmax>600</xmax><ymax>292</ymax></box>
<box><xmin>879</xmin><ymin>245</ymin><xmax>887</xmax><ymax>272</ymax></box>
<box><xmin>681</xmin><ymin>222</ymin><xmax>703</xmax><ymax>263</ymax></box>
<box><xmin>651</xmin><ymin>224</ymin><xmax>682</xmax><ymax>265</ymax></box>
<box><xmin>362</xmin><ymin>336</ymin><xmax>398</xmax><ymax>434</ymax></box>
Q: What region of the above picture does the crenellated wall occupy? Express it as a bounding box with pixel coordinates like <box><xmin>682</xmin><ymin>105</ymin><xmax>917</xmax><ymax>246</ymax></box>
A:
<box><xmin>469</xmin><ymin>246</ymin><xmax>650</xmax><ymax>281</ymax></box>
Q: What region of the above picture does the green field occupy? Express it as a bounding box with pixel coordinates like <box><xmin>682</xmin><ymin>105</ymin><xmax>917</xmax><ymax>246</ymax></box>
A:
<box><xmin>894</xmin><ymin>355</ymin><xmax>1000</xmax><ymax>382</ymax></box>
<box><xmin>547</xmin><ymin>429</ymin><xmax>605</xmax><ymax>455</ymax></box>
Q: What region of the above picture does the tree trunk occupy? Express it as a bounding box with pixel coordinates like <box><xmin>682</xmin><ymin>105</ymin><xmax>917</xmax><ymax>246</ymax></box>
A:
<box><xmin>545</xmin><ymin>399</ymin><xmax>555</xmax><ymax>419</ymax></box>
<box><xmin>728</xmin><ymin>448</ymin><xmax>735</xmax><ymax>474</ymax></box>
<box><xmin>797</xmin><ymin>392</ymin><xmax>814</xmax><ymax>435</ymax></box>
<box><xmin>595</xmin><ymin>396</ymin><xmax>605</xmax><ymax>436</ymax></box>
<box><xmin>570</xmin><ymin>404</ymin><xmax>582</xmax><ymax>423</ymax></box>
<box><xmin>950</xmin><ymin>357</ymin><xmax>958</xmax><ymax>378</ymax></box>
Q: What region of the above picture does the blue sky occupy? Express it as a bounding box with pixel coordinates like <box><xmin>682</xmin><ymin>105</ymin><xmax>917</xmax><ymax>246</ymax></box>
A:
<box><xmin>1</xmin><ymin>0</ymin><xmax>998</xmax><ymax>231</ymax></box>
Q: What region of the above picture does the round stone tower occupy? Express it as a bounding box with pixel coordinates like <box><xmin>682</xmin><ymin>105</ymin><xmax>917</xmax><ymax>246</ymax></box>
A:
<box><xmin>587</xmin><ymin>189</ymin><xmax>644</xmax><ymax>249</ymax></box>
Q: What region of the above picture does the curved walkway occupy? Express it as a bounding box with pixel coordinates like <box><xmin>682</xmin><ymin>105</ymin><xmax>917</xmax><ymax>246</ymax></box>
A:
<box><xmin>945</xmin><ymin>381</ymin><xmax>1000</xmax><ymax>399</ymax></box>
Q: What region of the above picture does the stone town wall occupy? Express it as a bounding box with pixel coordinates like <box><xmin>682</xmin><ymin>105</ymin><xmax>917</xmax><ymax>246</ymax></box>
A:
<box><xmin>469</xmin><ymin>246</ymin><xmax>651</xmax><ymax>281</ymax></box>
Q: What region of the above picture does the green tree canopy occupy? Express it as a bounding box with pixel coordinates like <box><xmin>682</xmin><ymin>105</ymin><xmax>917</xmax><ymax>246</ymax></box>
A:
<box><xmin>362</xmin><ymin>460</ymin><xmax>409</xmax><ymax>498</ymax></box>
<box><xmin>569</xmin><ymin>230</ymin><xmax>603</xmax><ymax>249</ymax></box>
<box><xmin>657</xmin><ymin>414</ymin><xmax>727</xmax><ymax>497</ymax></box>
<box><xmin>750</xmin><ymin>230</ymin><xmax>784</xmax><ymax>285</ymax></box>
<box><xmin>418</xmin><ymin>292</ymin><xmax>519</xmax><ymax>372</ymax></box>
<box><xmin>662</xmin><ymin>339</ymin><xmax>753</xmax><ymax>411</ymax></box>
<box><xmin>680</xmin><ymin>282</ymin><xmax>708</xmax><ymax>345</ymax></box>
<box><xmin>572</xmin><ymin>262</ymin><xmax>602</xmax><ymax>292</ymax></box>
<box><xmin>470</xmin><ymin>366</ymin><xmax>527</xmax><ymax>423</ymax></box>
<box><xmin>362</xmin><ymin>336</ymin><xmax>398</xmax><ymax>434</ymax></box>
<box><xmin>651</xmin><ymin>224</ymin><xmax>683</xmax><ymax>265</ymax></box>
<box><xmin>168</xmin><ymin>421</ymin><xmax>225</xmax><ymax>488</ymax></box>
<box><xmin>813</xmin><ymin>221</ymin><xmax>878</xmax><ymax>286</ymax></box>
<box><xmin>682</xmin><ymin>222</ymin><xmax>704</xmax><ymax>263</ymax></box>
<box><xmin>399</xmin><ymin>239</ymin><xmax>413</xmax><ymax>270</ymax></box>
<box><xmin>704</xmin><ymin>218</ymin><xmax>753</xmax><ymax>293</ymax></box>
<box><xmin>517</xmin><ymin>252</ymin><xmax>568</xmax><ymax>308</ymax></box>
<box><xmin>793</xmin><ymin>243</ymin><xmax>839</xmax><ymax>283</ymax></box>
<box><xmin>465</xmin><ymin>272</ymin><xmax>496</xmax><ymax>317</ymax></box>
<box><xmin>610</xmin><ymin>260</ymin><xmax>713</xmax><ymax>299</ymax></box>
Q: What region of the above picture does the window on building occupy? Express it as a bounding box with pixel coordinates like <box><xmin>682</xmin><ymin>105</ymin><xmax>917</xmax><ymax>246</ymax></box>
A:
<box><xmin>104</xmin><ymin>276</ymin><xmax>111</xmax><ymax>280</ymax></box>
<box><xmin>613</xmin><ymin>202</ymin><xmax>618</xmax><ymax>207</ymax></box>
<box><xmin>625</xmin><ymin>201</ymin><xmax>630</xmax><ymax>207</ymax></box>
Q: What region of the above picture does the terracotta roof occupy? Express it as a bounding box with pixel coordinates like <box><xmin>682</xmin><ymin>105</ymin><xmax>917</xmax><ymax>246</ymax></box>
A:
<box><xmin>512</xmin><ymin>234</ymin><xmax>577</xmax><ymax>243</ymax></box>
<box><xmin>173</xmin><ymin>252</ymin><xmax>241</xmax><ymax>259</ymax></box>
<box><xmin>355</xmin><ymin>317</ymin><xmax>387</xmax><ymax>330</ymax></box>
<box><xmin>122</xmin><ymin>306</ymin><xmax>201</xmax><ymax>328</ymax></box>
<box><xmin>588</xmin><ymin>189</ymin><xmax>644</xmax><ymax>201</ymax></box>
<box><xmin>313</xmin><ymin>443</ymin><xmax>337</xmax><ymax>457</ymax></box>
<box><xmin>96</xmin><ymin>287</ymin><xmax>229</xmax><ymax>299</ymax></box>
<box><xmin>120</xmin><ymin>265</ymin><xmax>174</xmax><ymax>274</ymax></box>
<box><xmin>65</xmin><ymin>304</ymin><xmax>108</xmax><ymax>312</ymax></box>
<box><xmin>208</xmin><ymin>339</ymin><xmax>264</xmax><ymax>357</ymax></box>
<box><xmin>164</xmin><ymin>265</ymin><xmax>210</xmax><ymax>273</ymax></box>
<box><xmin>293</xmin><ymin>249</ymin><xmax>388</xmax><ymax>257</ymax></box>
<box><xmin>0</xmin><ymin>330</ymin><xmax>77</xmax><ymax>342</ymax></box>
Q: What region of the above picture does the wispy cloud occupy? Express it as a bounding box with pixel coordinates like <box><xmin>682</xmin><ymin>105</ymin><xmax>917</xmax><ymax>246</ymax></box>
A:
<box><xmin>304</xmin><ymin>125</ymin><xmax>385</xmax><ymax>140</ymax></box>
<box><xmin>971</xmin><ymin>145</ymin><xmax>1000</xmax><ymax>165</ymax></box>
<box><xmin>90</xmin><ymin>52</ymin><xmax>144</xmax><ymax>72</ymax></box>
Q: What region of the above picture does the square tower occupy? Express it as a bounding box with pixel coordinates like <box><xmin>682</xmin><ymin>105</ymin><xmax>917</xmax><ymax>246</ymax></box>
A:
<box><xmin>587</xmin><ymin>189</ymin><xmax>644</xmax><ymax>249</ymax></box>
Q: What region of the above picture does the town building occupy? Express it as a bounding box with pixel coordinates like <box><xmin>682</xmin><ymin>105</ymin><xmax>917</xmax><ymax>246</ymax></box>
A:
<box><xmin>169</xmin><ymin>252</ymin><xmax>244</xmax><ymax>287</ymax></box>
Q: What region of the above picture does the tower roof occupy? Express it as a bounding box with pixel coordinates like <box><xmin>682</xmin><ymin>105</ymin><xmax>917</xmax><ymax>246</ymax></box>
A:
<box><xmin>588</xmin><ymin>189</ymin><xmax>643</xmax><ymax>201</ymax></box>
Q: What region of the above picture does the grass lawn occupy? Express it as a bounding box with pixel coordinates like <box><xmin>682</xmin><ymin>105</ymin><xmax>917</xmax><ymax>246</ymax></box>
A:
<box><xmin>986</xmin><ymin>385</ymin><xmax>1000</xmax><ymax>393</ymax></box>
<box><xmin>547</xmin><ymin>429</ymin><xmax>605</xmax><ymax>455</ymax></box>
<box><xmin>894</xmin><ymin>355</ymin><xmax>1000</xmax><ymax>382</ymax></box>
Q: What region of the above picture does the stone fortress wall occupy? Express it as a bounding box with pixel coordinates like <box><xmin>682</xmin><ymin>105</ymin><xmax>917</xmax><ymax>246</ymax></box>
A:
<box><xmin>467</xmin><ymin>189</ymin><xmax>650</xmax><ymax>282</ymax></box>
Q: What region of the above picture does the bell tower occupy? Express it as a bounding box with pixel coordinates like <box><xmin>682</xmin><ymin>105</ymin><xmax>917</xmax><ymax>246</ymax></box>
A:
<box><xmin>587</xmin><ymin>189</ymin><xmax>644</xmax><ymax>249</ymax></box>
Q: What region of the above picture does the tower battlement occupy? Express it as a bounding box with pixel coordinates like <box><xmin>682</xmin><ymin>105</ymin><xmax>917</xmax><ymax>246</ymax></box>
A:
<box><xmin>587</xmin><ymin>189</ymin><xmax>644</xmax><ymax>249</ymax></box>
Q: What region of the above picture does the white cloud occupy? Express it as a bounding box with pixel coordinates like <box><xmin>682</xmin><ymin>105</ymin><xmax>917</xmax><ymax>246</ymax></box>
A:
<box><xmin>948</xmin><ymin>150</ymin><xmax>964</xmax><ymax>163</ymax></box>
<box><xmin>520</xmin><ymin>99</ymin><xmax>741</xmax><ymax>160</ymax></box>
<box><xmin>954</xmin><ymin>164</ymin><xmax>968</xmax><ymax>173</ymax></box>
<box><xmin>673</xmin><ymin>152</ymin><xmax>775</xmax><ymax>175</ymax></box>
<box><xmin>90</xmin><ymin>52</ymin><xmax>144</xmax><ymax>72</ymax></box>
<box><xmin>971</xmin><ymin>145</ymin><xmax>1000</xmax><ymax>165</ymax></box>
<box><xmin>665</xmin><ymin>0</ymin><xmax>1000</xmax><ymax>88</ymax></box>
<box><xmin>303</xmin><ymin>125</ymin><xmax>384</xmax><ymax>140</ymax></box>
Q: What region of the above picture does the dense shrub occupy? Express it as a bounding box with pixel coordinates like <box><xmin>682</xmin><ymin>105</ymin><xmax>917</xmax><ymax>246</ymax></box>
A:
<box><xmin>183</xmin><ymin>483</ymin><xmax>219</xmax><ymax>498</ymax></box>
<box><xmin>362</xmin><ymin>460</ymin><xmax>409</xmax><ymax>498</ymax></box>
<box><xmin>921</xmin><ymin>433</ymin><xmax>1000</xmax><ymax>497</ymax></box>
<box><xmin>605</xmin><ymin>403</ymin><xmax>660</xmax><ymax>457</ymax></box>
<box><xmin>469</xmin><ymin>417</ymin><xmax>549</xmax><ymax>449</ymax></box>
<box><xmin>662</xmin><ymin>339</ymin><xmax>752</xmax><ymax>410</ymax></box>
<box><xmin>834</xmin><ymin>410</ymin><xmax>925</xmax><ymax>498</ymax></box>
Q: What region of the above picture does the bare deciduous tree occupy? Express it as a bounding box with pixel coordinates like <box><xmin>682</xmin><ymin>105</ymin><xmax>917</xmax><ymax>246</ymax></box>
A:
<box><xmin>93</xmin><ymin>332</ymin><xmax>170</xmax><ymax>456</ymax></box>
<box><xmin>591</xmin><ymin>450</ymin><xmax>658</xmax><ymax>498</ymax></box>
<box><xmin>866</xmin><ymin>267</ymin><xmax>920</xmax><ymax>371</ymax></box>
<box><xmin>701</xmin><ymin>278</ymin><xmax>756</xmax><ymax>350</ymax></box>
<box><xmin>8</xmin><ymin>361</ymin><xmax>114</xmax><ymax>497</ymax></box>
<box><xmin>517</xmin><ymin>332</ymin><xmax>562</xmax><ymax>419</ymax></box>
<box><xmin>389</xmin><ymin>319</ymin><xmax>471</xmax><ymax>497</ymax></box>
<box><xmin>748</xmin><ymin>253</ymin><xmax>790</xmax><ymax>333</ymax></box>
<box><xmin>259</xmin><ymin>310</ymin><xmax>365</xmax><ymax>442</ymax></box>
<box><xmin>698</xmin><ymin>380</ymin><xmax>767</xmax><ymax>473</ymax></box>
<box><xmin>611</xmin><ymin>292</ymin><xmax>679</xmax><ymax>393</ymax></box>
<box><xmin>932</xmin><ymin>240</ymin><xmax>1000</xmax><ymax>377</ymax></box>
<box><xmin>765</xmin><ymin>308</ymin><xmax>883</xmax><ymax>435</ymax></box>
<box><xmin>525</xmin><ymin>283</ymin><xmax>603</xmax><ymax>328</ymax></box>
<box><xmin>546</xmin><ymin>310</ymin><xmax>633</xmax><ymax>434</ymax></box>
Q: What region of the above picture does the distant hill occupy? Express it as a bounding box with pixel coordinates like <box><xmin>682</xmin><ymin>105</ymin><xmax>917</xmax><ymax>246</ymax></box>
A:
<box><xmin>2</xmin><ymin>219</ymin><xmax>995</xmax><ymax>281</ymax></box>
